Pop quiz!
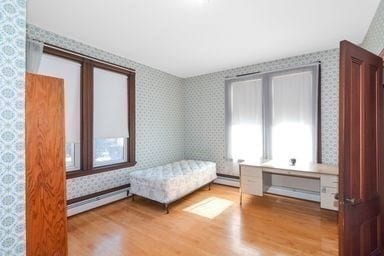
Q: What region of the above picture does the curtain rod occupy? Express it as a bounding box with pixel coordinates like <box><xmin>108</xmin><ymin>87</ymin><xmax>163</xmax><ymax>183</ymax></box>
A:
<box><xmin>224</xmin><ymin>61</ymin><xmax>321</xmax><ymax>81</ymax></box>
<box><xmin>28</xmin><ymin>38</ymin><xmax>136</xmax><ymax>73</ymax></box>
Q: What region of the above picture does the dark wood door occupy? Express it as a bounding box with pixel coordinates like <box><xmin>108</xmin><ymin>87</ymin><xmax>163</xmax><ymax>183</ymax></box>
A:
<box><xmin>339</xmin><ymin>40</ymin><xmax>383</xmax><ymax>255</ymax></box>
<box><xmin>26</xmin><ymin>73</ymin><xmax>68</xmax><ymax>255</ymax></box>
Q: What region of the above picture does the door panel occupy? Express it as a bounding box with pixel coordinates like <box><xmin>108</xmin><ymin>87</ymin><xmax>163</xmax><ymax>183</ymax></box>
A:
<box><xmin>26</xmin><ymin>73</ymin><xmax>68</xmax><ymax>256</ymax></box>
<box><xmin>339</xmin><ymin>40</ymin><xmax>383</xmax><ymax>256</ymax></box>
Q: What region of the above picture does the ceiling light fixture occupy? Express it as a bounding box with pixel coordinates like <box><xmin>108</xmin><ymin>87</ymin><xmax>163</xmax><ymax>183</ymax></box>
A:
<box><xmin>197</xmin><ymin>0</ymin><xmax>210</xmax><ymax>4</ymax></box>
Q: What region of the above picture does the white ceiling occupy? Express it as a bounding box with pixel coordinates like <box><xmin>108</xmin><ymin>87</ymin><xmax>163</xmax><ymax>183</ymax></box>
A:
<box><xmin>27</xmin><ymin>0</ymin><xmax>380</xmax><ymax>78</ymax></box>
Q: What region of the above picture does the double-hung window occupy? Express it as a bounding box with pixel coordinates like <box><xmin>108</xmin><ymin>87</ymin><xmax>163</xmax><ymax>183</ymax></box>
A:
<box><xmin>38</xmin><ymin>52</ymin><xmax>82</xmax><ymax>171</ymax></box>
<box><xmin>93</xmin><ymin>67</ymin><xmax>129</xmax><ymax>167</ymax></box>
<box><xmin>227</xmin><ymin>78</ymin><xmax>263</xmax><ymax>161</ymax></box>
<box><xmin>37</xmin><ymin>47</ymin><xmax>136</xmax><ymax>178</ymax></box>
<box><xmin>226</xmin><ymin>64</ymin><xmax>320</xmax><ymax>164</ymax></box>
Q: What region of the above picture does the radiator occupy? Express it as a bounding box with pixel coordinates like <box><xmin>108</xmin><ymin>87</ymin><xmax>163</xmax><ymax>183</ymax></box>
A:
<box><xmin>67</xmin><ymin>189</ymin><xmax>129</xmax><ymax>217</ymax></box>
<box><xmin>214</xmin><ymin>176</ymin><xmax>240</xmax><ymax>187</ymax></box>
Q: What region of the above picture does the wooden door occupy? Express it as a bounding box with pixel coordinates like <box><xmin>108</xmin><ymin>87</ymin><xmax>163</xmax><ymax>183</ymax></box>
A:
<box><xmin>26</xmin><ymin>73</ymin><xmax>68</xmax><ymax>255</ymax></box>
<box><xmin>339</xmin><ymin>40</ymin><xmax>384</xmax><ymax>255</ymax></box>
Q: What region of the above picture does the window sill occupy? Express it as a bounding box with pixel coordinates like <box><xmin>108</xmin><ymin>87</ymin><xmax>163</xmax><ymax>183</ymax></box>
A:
<box><xmin>66</xmin><ymin>161</ymin><xmax>137</xmax><ymax>179</ymax></box>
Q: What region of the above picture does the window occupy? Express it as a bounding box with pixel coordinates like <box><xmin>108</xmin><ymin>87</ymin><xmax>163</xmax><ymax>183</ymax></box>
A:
<box><xmin>38</xmin><ymin>47</ymin><xmax>136</xmax><ymax>178</ymax></box>
<box><xmin>94</xmin><ymin>138</ymin><xmax>127</xmax><ymax>167</ymax></box>
<box><xmin>270</xmin><ymin>71</ymin><xmax>317</xmax><ymax>162</ymax></box>
<box><xmin>226</xmin><ymin>64</ymin><xmax>320</xmax><ymax>164</ymax></box>
<box><xmin>38</xmin><ymin>52</ymin><xmax>81</xmax><ymax>171</ymax></box>
<box><xmin>229</xmin><ymin>79</ymin><xmax>263</xmax><ymax>162</ymax></box>
<box><xmin>93</xmin><ymin>67</ymin><xmax>129</xmax><ymax>167</ymax></box>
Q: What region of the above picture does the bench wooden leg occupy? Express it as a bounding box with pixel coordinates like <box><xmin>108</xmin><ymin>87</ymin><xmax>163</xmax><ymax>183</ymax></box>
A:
<box><xmin>208</xmin><ymin>182</ymin><xmax>213</xmax><ymax>191</ymax></box>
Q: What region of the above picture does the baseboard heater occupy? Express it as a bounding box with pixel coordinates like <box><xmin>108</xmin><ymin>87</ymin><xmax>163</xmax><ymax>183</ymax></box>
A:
<box><xmin>214</xmin><ymin>173</ymin><xmax>240</xmax><ymax>187</ymax></box>
<box><xmin>67</xmin><ymin>184</ymin><xmax>130</xmax><ymax>217</ymax></box>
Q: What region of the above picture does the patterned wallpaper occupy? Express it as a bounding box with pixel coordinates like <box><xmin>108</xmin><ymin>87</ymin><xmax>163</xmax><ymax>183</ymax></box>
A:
<box><xmin>183</xmin><ymin>49</ymin><xmax>339</xmax><ymax>176</ymax></box>
<box><xmin>27</xmin><ymin>25</ymin><xmax>185</xmax><ymax>200</ymax></box>
<box><xmin>362</xmin><ymin>0</ymin><xmax>384</xmax><ymax>54</ymax></box>
<box><xmin>23</xmin><ymin>0</ymin><xmax>383</xmax><ymax>202</ymax></box>
<box><xmin>0</xmin><ymin>0</ymin><xmax>26</xmax><ymax>255</ymax></box>
<box><xmin>0</xmin><ymin>2</ymin><xmax>380</xmax><ymax>254</ymax></box>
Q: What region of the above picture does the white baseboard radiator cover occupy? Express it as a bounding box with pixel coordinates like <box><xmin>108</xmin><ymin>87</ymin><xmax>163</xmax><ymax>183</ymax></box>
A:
<box><xmin>67</xmin><ymin>188</ymin><xmax>129</xmax><ymax>217</ymax></box>
<box><xmin>214</xmin><ymin>175</ymin><xmax>240</xmax><ymax>187</ymax></box>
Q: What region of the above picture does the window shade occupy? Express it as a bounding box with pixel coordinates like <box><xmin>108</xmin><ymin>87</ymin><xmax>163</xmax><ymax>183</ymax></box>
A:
<box><xmin>38</xmin><ymin>53</ymin><xmax>81</xmax><ymax>144</ymax></box>
<box><xmin>271</xmin><ymin>71</ymin><xmax>317</xmax><ymax>162</ymax></box>
<box><xmin>228</xmin><ymin>79</ymin><xmax>263</xmax><ymax>161</ymax></box>
<box><xmin>93</xmin><ymin>67</ymin><xmax>129</xmax><ymax>139</ymax></box>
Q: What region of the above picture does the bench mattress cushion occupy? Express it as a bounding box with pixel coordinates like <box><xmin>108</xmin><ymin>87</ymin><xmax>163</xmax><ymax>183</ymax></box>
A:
<box><xmin>130</xmin><ymin>160</ymin><xmax>217</xmax><ymax>204</ymax></box>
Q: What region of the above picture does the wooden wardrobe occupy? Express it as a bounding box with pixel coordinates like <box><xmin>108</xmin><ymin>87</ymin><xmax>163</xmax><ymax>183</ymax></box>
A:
<box><xmin>26</xmin><ymin>73</ymin><xmax>68</xmax><ymax>255</ymax></box>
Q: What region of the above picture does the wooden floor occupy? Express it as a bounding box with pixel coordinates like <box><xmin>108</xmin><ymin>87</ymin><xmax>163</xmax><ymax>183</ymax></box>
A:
<box><xmin>68</xmin><ymin>184</ymin><xmax>338</xmax><ymax>256</ymax></box>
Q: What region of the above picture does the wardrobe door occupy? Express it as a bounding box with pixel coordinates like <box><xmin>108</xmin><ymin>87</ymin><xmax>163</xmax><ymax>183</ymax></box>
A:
<box><xmin>26</xmin><ymin>73</ymin><xmax>67</xmax><ymax>256</ymax></box>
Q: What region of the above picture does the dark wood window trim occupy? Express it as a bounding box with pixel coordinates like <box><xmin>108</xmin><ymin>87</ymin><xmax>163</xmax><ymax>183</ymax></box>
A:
<box><xmin>43</xmin><ymin>46</ymin><xmax>136</xmax><ymax>179</ymax></box>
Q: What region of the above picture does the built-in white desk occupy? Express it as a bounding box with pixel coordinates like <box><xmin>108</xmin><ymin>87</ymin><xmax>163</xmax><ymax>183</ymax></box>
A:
<box><xmin>239</xmin><ymin>161</ymin><xmax>339</xmax><ymax>211</ymax></box>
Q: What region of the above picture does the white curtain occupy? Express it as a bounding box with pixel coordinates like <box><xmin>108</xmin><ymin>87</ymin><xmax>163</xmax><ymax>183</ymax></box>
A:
<box><xmin>93</xmin><ymin>67</ymin><xmax>129</xmax><ymax>139</ymax></box>
<box><xmin>38</xmin><ymin>53</ymin><xmax>82</xmax><ymax>144</ymax></box>
<box><xmin>26</xmin><ymin>39</ymin><xmax>43</xmax><ymax>73</ymax></box>
<box><xmin>227</xmin><ymin>79</ymin><xmax>263</xmax><ymax>162</ymax></box>
<box><xmin>270</xmin><ymin>71</ymin><xmax>317</xmax><ymax>163</ymax></box>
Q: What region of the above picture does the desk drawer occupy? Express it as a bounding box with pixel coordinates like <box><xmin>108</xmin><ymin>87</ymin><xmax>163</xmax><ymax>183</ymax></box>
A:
<box><xmin>241</xmin><ymin>166</ymin><xmax>262</xmax><ymax>178</ymax></box>
<box><xmin>241</xmin><ymin>175</ymin><xmax>261</xmax><ymax>183</ymax></box>
<box><xmin>321</xmin><ymin>187</ymin><xmax>339</xmax><ymax>211</ymax></box>
<box><xmin>241</xmin><ymin>178</ymin><xmax>263</xmax><ymax>196</ymax></box>
<box><xmin>321</xmin><ymin>175</ymin><xmax>338</xmax><ymax>188</ymax></box>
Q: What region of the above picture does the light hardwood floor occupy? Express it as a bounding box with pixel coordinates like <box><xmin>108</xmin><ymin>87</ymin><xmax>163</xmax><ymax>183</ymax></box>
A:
<box><xmin>68</xmin><ymin>184</ymin><xmax>338</xmax><ymax>256</ymax></box>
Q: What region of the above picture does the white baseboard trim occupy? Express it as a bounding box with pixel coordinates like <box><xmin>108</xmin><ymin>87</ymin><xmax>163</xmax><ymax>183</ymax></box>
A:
<box><xmin>214</xmin><ymin>176</ymin><xmax>240</xmax><ymax>187</ymax></box>
<box><xmin>264</xmin><ymin>185</ymin><xmax>320</xmax><ymax>202</ymax></box>
<box><xmin>67</xmin><ymin>189</ymin><xmax>129</xmax><ymax>217</ymax></box>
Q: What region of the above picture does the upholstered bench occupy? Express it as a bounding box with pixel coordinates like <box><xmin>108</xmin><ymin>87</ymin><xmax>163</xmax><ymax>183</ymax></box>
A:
<box><xmin>129</xmin><ymin>160</ymin><xmax>217</xmax><ymax>213</ymax></box>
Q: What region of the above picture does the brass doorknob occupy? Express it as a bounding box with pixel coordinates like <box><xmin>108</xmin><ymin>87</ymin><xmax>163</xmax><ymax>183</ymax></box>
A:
<box><xmin>345</xmin><ymin>197</ymin><xmax>360</xmax><ymax>206</ymax></box>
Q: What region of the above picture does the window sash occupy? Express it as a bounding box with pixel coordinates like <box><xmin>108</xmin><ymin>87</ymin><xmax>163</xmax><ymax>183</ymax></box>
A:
<box><xmin>66</xmin><ymin>143</ymin><xmax>81</xmax><ymax>171</ymax></box>
<box><xmin>93</xmin><ymin>137</ymin><xmax>128</xmax><ymax>167</ymax></box>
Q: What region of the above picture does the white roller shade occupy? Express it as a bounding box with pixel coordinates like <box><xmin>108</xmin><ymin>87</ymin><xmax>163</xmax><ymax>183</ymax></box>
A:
<box><xmin>93</xmin><ymin>67</ymin><xmax>129</xmax><ymax>139</ymax></box>
<box><xmin>38</xmin><ymin>53</ymin><xmax>81</xmax><ymax>144</ymax></box>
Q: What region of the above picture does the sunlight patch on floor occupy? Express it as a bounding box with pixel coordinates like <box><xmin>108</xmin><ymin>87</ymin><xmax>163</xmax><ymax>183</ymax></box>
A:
<box><xmin>183</xmin><ymin>197</ymin><xmax>233</xmax><ymax>219</ymax></box>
